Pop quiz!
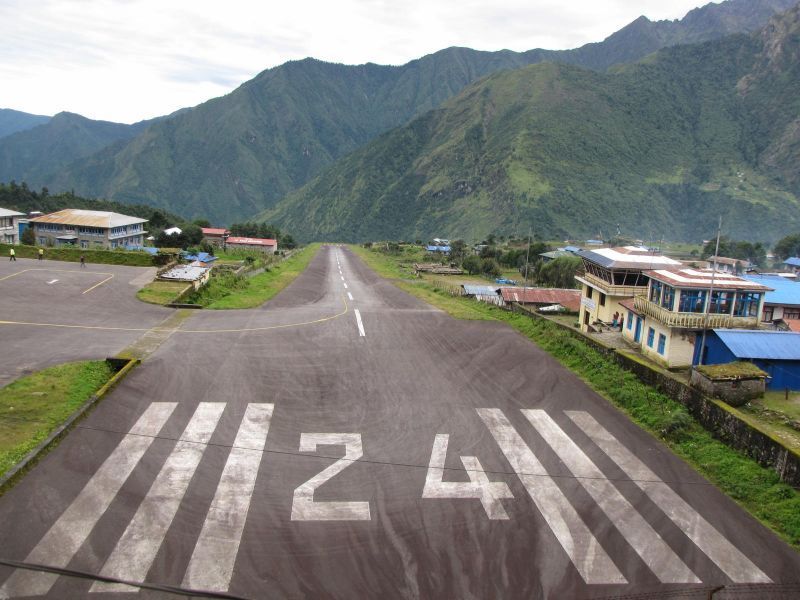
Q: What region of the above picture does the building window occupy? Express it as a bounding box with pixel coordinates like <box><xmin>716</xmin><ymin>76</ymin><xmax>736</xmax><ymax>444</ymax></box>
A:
<box><xmin>784</xmin><ymin>309</ymin><xmax>800</xmax><ymax>320</ymax></box>
<box><xmin>599</xmin><ymin>293</ymin><xmax>606</xmax><ymax>307</ymax></box>
<box><xmin>762</xmin><ymin>307</ymin><xmax>774</xmax><ymax>322</ymax></box>
<box><xmin>709</xmin><ymin>291</ymin><xmax>733</xmax><ymax>314</ymax></box>
<box><xmin>626</xmin><ymin>311</ymin><xmax>633</xmax><ymax>330</ymax></box>
<box><xmin>657</xmin><ymin>334</ymin><xmax>666</xmax><ymax>355</ymax></box>
<box><xmin>649</xmin><ymin>280</ymin><xmax>663</xmax><ymax>303</ymax></box>
<box><xmin>679</xmin><ymin>290</ymin><xmax>707</xmax><ymax>313</ymax></box>
<box><xmin>661</xmin><ymin>285</ymin><xmax>675</xmax><ymax>310</ymax></box>
<box><xmin>733</xmin><ymin>292</ymin><xmax>761</xmax><ymax>317</ymax></box>
<box><xmin>647</xmin><ymin>327</ymin><xmax>655</xmax><ymax>348</ymax></box>
<box><xmin>80</xmin><ymin>240</ymin><xmax>89</xmax><ymax>249</ymax></box>
<box><xmin>586</xmin><ymin>286</ymin><xmax>593</xmax><ymax>300</ymax></box>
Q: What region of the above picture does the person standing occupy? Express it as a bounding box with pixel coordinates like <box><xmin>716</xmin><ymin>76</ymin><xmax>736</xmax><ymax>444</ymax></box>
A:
<box><xmin>80</xmin><ymin>254</ymin><xmax>86</xmax><ymax>268</ymax></box>
<box><xmin>9</xmin><ymin>247</ymin><xmax>16</xmax><ymax>261</ymax></box>
<box><xmin>38</xmin><ymin>247</ymin><xmax>44</xmax><ymax>261</ymax></box>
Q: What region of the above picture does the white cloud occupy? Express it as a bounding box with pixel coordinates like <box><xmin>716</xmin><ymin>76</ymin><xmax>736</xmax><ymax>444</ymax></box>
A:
<box><xmin>0</xmin><ymin>0</ymin><xmax>714</xmax><ymax>122</ymax></box>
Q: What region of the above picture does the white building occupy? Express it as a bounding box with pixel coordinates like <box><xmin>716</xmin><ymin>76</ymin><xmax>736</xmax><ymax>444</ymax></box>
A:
<box><xmin>0</xmin><ymin>207</ymin><xmax>25</xmax><ymax>244</ymax></box>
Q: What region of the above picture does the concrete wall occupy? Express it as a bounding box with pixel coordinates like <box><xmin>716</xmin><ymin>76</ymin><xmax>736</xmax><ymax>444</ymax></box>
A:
<box><xmin>579</xmin><ymin>284</ymin><xmax>629</xmax><ymax>331</ymax></box>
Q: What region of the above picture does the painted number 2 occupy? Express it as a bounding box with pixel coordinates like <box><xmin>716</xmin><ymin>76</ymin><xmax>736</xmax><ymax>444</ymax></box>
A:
<box><xmin>291</xmin><ymin>433</ymin><xmax>371</xmax><ymax>521</ymax></box>
<box><xmin>423</xmin><ymin>434</ymin><xmax>513</xmax><ymax>519</ymax></box>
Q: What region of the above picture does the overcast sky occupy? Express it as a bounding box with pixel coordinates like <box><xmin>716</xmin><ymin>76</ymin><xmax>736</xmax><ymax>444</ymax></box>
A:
<box><xmin>1</xmin><ymin>0</ymin><xmax>715</xmax><ymax>123</ymax></box>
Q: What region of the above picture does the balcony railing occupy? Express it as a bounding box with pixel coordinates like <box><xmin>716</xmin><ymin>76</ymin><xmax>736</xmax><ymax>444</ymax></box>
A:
<box><xmin>575</xmin><ymin>272</ymin><xmax>648</xmax><ymax>297</ymax></box>
<box><xmin>633</xmin><ymin>296</ymin><xmax>758</xmax><ymax>329</ymax></box>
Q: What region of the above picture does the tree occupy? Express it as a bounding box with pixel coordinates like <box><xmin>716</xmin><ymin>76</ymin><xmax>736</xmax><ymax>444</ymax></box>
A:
<box><xmin>480</xmin><ymin>257</ymin><xmax>501</xmax><ymax>278</ymax></box>
<box><xmin>702</xmin><ymin>237</ymin><xmax>766</xmax><ymax>267</ymax></box>
<box><xmin>774</xmin><ymin>233</ymin><xmax>800</xmax><ymax>260</ymax></box>
<box><xmin>535</xmin><ymin>256</ymin><xmax>581</xmax><ymax>289</ymax></box>
<box><xmin>193</xmin><ymin>218</ymin><xmax>211</xmax><ymax>228</ymax></box>
<box><xmin>462</xmin><ymin>255</ymin><xmax>481</xmax><ymax>275</ymax></box>
<box><xmin>449</xmin><ymin>239</ymin><xmax>467</xmax><ymax>264</ymax></box>
<box><xmin>20</xmin><ymin>227</ymin><xmax>35</xmax><ymax>245</ymax></box>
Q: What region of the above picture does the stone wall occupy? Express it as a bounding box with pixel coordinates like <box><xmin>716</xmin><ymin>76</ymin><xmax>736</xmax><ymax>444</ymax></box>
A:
<box><xmin>508</xmin><ymin>303</ymin><xmax>800</xmax><ymax>487</ymax></box>
<box><xmin>689</xmin><ymin>370</ymin><xmax>766</xmax><ymax>407</ymax></box>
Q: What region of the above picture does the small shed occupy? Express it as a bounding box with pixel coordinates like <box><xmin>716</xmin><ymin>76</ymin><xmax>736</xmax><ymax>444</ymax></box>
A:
<box><xmin>499</xmin><ymin>287</ymin><xmax>581</xmax><ymax>312</ymax></box>
<box><xmin>694</xmin><ymin>329</ymin><xmax>800</xmax><ymax>390</ymax></box>
<box><xmin>462</xmin><ymin>285</ymin><xmax>502</xmax><ymax>305</ymax></box>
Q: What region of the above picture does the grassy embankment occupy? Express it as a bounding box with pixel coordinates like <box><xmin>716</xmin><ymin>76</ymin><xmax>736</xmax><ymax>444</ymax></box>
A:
<box><xmin>351</xmin><ymin>244</ymin><xmax>800</xmax><ymax>550</ymax></box>
<box><xmin>136</xmin><ymin>281</ymin><xmax>191</xmax><ymax>305</ymax></box>
<box><xmin>186</xmin><ymin>244</ymin><xmax>320</xmax><ymax>309</ymax></box>
<box><xmin>1</xmin><ymin>243</ymin><xmax>157</xmax><ymax>267</ymax></box>
<box><xmin>0</xmin><ymin>361</ymin><xmax>114</xmax><ymax>479</ymax></box>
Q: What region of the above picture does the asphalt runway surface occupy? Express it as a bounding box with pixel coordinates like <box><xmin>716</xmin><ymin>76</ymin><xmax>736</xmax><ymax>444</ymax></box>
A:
<box><xmin>0</xmin><ymin>258</ymin><xmax>171</xmax><ymax>386</ymax></box>
<box><xmin>0</xmin><ymin>246</ymin><xmax>798</xmax><ymax>599</ymax></box>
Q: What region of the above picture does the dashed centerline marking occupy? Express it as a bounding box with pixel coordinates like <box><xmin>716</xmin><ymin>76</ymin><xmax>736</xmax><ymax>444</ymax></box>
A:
<box><xmin>347</xmin><ymin>292</ymin><xmax>353</xmax><ymax>301</ymax></box>
<box><xmin>341</xmin><ymin>276</ymin><xmax>345</xmax><ymax>281</ymax></box>
<box><xmin>46</xmin><ymin>279</ymin><xmax>58</xmax><ymax>285</ymax></box>
<box><xmin>354</xmin><ymin>309</ymin><xmax>365</xmax><ymax>337</ymax></box>
<box><xmin>343</xmin><ymin>283</ymin><xmax>348</xmax><ymax>289</ymax></box>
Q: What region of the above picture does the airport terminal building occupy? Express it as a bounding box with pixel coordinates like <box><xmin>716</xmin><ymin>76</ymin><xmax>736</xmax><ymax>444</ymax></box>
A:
<box><xmin>29</xmin><ymin>209</ymin><xmax>148</xmax><ymax>249</ymax></box>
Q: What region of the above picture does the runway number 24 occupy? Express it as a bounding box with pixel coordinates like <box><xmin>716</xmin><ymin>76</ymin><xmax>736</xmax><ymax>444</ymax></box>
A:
<box><xmin>290</xmin><ymin>433</ymin><xmax>512</xmax><ymax>521</ymax></box>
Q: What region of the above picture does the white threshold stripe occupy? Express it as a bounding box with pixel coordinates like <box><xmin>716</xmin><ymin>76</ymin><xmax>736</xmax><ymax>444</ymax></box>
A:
<box><xmin>477</xmin><ymin>408</ymin><xmax>626</xmax><ymax>584</ymax></box>
<box><xmin>347</xmin><ymin>292</ymin><xmax>354</xmax><ymax>301</ymax></box>
<box><xmin>91</xmin><ymin>402</ymin><xmax>226</xmax><ymax>593</ymax></box>
<box><xmin>183</xmin><ymin>404</ymin><xmax>274</xmax><ymax>592</ymax></box>
<box><xmin>0</xmin><ymin>403</ymin><xmax>177</xmax><ymax>599</ymax></box>
<box><xmin>522</xmin><ymin>410</ymin><xmax>699</xmax><ymax>583</ymax></box>
<box><xmin>566</xmin><ymin>411</ymin><xmax>771</xmax><ymax>583</ymax></box>
<box><xmin>354</xmin><ymin>309</ymin><xmax>366</xmax><ymax>337</ymax></box>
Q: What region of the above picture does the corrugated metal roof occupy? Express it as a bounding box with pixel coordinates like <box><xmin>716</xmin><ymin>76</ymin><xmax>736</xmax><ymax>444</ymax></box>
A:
<box><xmin>646</xmin><ymin>268</ymin><xmax>772</xmax><ymax>291</ymax></box>
<box><xmin>462</xmin><ymin>285</ymin><xmax>499</xmax><ymax>296</ymax></box>
<box><xmin>577</xmin><ymin>246</ymin><xmax>681</xmax><ymax>270</ymax></box>
<box><xmin>743</xmin><ymin>274</ymin><xmax>800</xmax><ymax>307</ymax></box>
<box><xmin>201</xmin><ymin>227</ymin><xmax>229</xmax><ymax>236</ymax></box>
<box><xmin>784</xmin><ymin>257</ymin><xmax>800</xmax><ymax>267</ymax></box>
<box><xmin>29</xmin><ymin>209</ymin><xmax>146</xmax><ymax>228</ymax></box>
<box><xmin>500</xmin><ymin>287</ymin><xmax>581</xmax><ymax>311</ymax></box>
<box><xmin>713</xmin><ymin>329</ymin><xmax>800</xmax><ymax>360</ymax></box>
<box><xmin>226</xmin><ymin>236</ymin><xmax>277</xmax><ymax>246</ymax></box>
<box><xmin>0</xmin><ymin>207</ymin><xmax>24</xmax><ymax>217</ymax></box>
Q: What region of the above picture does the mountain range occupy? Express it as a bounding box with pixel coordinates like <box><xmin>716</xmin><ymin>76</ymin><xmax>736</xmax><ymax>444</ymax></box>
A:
<box><xmin>262</xmin><ymin>3</ymin><xmax>800</xmax><ymax>243</ymax></box>
<box><xmin>0</xmin><ymin>0</ymin><xmax>797</xmax><ymax>241</ymax></box>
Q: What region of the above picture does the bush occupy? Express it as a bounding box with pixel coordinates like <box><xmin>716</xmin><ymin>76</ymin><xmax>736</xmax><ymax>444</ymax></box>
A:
<box><xmin>480</xmin><ymin>257</ymin><xmax>501</xmax><ymax>277</ymax></box>
<box><xmin>462</xmin><ymin>255</ymin><xmax>481</xmax><ymax>275</ymax></box>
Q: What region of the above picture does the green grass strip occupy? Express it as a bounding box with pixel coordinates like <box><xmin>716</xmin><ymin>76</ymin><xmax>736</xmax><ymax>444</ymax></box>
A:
<box><xmin>197</xmin><ymin>244</ymin><xmax>320</xmax><ymax>309</ymax></box>
<box><xmin>0</xmin><ymin>361</ymin><xmax>114</xmax><ymax>478</ymax></box>
<box><xmin>136</xmin><ymin>281</ymin><xmax>190</xmax><ymax>305</ymax></box>
<box><xmin>352</xmin><ymin>245</ymin><xmax>800</xmax><ymax>550</ymax></box>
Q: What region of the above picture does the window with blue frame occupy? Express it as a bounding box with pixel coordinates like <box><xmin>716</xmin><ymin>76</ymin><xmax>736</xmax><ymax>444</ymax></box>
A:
<box><xmin>734</xmin><ymin>292</ymin><xmax>761</xmax><ymax>317</ymax></box>
<box><xmin>647</xmin><ymin>327</ymin><xmax>655</xmax><ymax>347</ymax></box>
<box><xmin>678</xmin><ymin>289</ymin><xmax>707</xmax><ymax>313</ymax></box>
<box><xmin>649</xmin><ymin>280</ymin><xmax>662</xmax><ymax>303</ymax></box>
<box><xmin>657</xmin><ymin>333</ymin><xmax>666</xmax><ymax>355</ymax></box>
<box><xmin>709</xmin><ymin>291</ymin><xmax>733</xmax><ymax>314</ymax></box>
<box><xmin>661</xmin><ymin>285</ymin><xmax>675</xmax><ymax>310</ymax></box>
<box><xmin>626</xmin><ymin>311</ymin><xmax>633</xmax><ymax>330</ymax></box>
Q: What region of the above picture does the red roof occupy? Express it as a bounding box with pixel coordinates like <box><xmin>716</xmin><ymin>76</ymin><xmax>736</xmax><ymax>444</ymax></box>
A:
<box><xmin>619</xmin><ymin>298</ymin><xmax>641</xmax><ymax>314</ymax></box>
<box><xmin>500</xmin><ymin>287</ymin><xmax>581</xmax><ymax>311</ymax></box>
<box><xmin>226</xmin><ymin>236</ymin><xmax>277</xmax><ymax>247</ymax></box>
<box><xmin>784</xmin><ymin>319</ymin><xmax>800</xmax><ymax>333</ymax></box>
<box><xmin>201</xmin><ymin>227</ymin><xmax>229</xmax><ymax>236</ymax></box>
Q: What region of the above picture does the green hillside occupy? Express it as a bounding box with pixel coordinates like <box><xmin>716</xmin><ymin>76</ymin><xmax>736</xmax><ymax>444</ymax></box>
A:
<box><xmin>259</xmin><ymin>5</ymin><xmax>800</xmax><ymax>243</ymax></box>
<box><xmin>0</xmin><ymin>109</ymin><xmax>49</xmax><ymax>139</ymax></box>
<box><xmin>0</xmin><ymin>112</ymin><xmax>146</xmax><ymax>186</ymax></box>
<box><xmin>35</xmin><ymin>0</ymin><xmax>793</xmax><ymax>224</ymax></box>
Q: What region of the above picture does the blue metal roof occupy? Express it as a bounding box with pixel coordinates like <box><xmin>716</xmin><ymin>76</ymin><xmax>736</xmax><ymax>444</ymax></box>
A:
<box><xmin>784</xmin><ymin>257</ymin><xmax>800</xmax><ymax>267</ymax></box>
<box><xmin>182</xmin><ymin>251</ymin><xmax>218</xmax><ymax>263</ymax></box>
<box><xmin>426</xmin><ymin>245</ymin><xmax>451</xmax><ymax>253</ymax></box>
<box><xmin>462</xmin><ymin>285</ymin><xmax>499</xmax><ymax>296</ymax></box>
<box><xmin>713</xmin><ymin>329</ymin><xmax>800</xmax><ymax>360</ymax></box>
<box><xmin>743</xmin><ymin>275</ymin><xmax>800</xmax><ymax>306</ymax></box>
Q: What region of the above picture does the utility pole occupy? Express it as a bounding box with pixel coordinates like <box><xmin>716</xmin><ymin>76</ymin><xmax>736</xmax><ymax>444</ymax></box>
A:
<box><xmin>523</xmin><ymin>228</ymin><xmax>532</xmax><ymax>288</ymax></box>
<box><xmin>698</xmin><ymin>216</ymin><xmax>722</xmax><ymax>366</ymax></box>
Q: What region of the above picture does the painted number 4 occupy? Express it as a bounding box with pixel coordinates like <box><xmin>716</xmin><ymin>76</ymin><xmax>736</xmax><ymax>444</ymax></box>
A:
<box><xmin>423</xmin><ymin>434</ymin><xmax>513</xmax><ymax>519</ymax></box>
